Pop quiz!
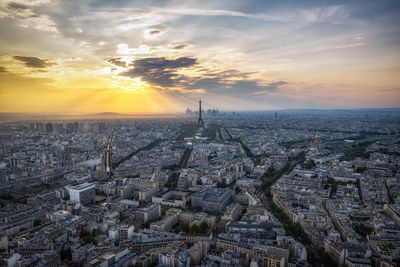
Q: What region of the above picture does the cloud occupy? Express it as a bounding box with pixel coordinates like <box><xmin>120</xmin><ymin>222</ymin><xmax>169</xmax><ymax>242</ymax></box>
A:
<box><xmin>149</xmin><ymin>30</ymin><xmax>160</xmax><ymax>35</ymax></box>
<box><xmin>7</xmin><ymin>2</ymin><xmax>30</xmax><ymax>10</ymax></box>
<box><xmin>157</xmin><ymin>5</ymin><xmax>347</xmax><ymax>24</ymax></box>
<box><xmin>13</xmin><ymin>56</ymin><xmax>56</xmax><ymax>68</ymax></box>
<box><xmin>250</xmin><ymin>81</ymin><xmax>288</xmax><ymax>94</ymax></box>
<box><xmin>334</xmin><ymin>42</ymin><xmax>364</xmax><ymax>49</ymax></box>
<box><xmin>189</xmin><ymin>77</ymin><xmax>287</xmax><ymax>94</ymax></box>
<box><xmin>120</xmin><ymin>57</ymin><xmax>197</xmax><ymax>87</ymax></box>
<box><xmin>157</xmin><ymin>7</ymin><xmax>283</xmax><ymax>22</ymax></box>
<box><xmin>298</xmin><ymin>5</ymin><xmax>349</xmax><ymax>24</ymax></box>
<box><xmin>1</xmin><ymin>0</ymin><xmax>58</xmax><ymax>33</ymax></box>
<box><xmin>117</xmin><ymin>44</ymin><xmax>154</xmax><ymax>55</ymax></box>
<box><xmin>8</xmin><ymin>0</ymin><xmax>51</xmax><ymax>6</ymax></box>
<box><xmin>0</xmin><ymin>66</ymin><xmax>7</xmax><ymax>73</ymax></box>
<box><xmin>118</xmin><ymin>55</ymin><xmax>286</xmax><ymax>94</ymax></box>
<box><xmin>107</xmin><ymin>57</ymin><xmax>126</xmax><ymax>67</ymax></box>
<box><xmin>128</xmin><ymin>57</ymin><xmax>197</xmax><ymax>69</ymax></box>
<box><xmin>173</xmin><ymin>44</ymin><xmax>189</xmax><ymax>50</ymax></box>
<box><xmin>143</xmin><ymin>28</ymin><xmax>164</xmax><ymax>39</ymax></box>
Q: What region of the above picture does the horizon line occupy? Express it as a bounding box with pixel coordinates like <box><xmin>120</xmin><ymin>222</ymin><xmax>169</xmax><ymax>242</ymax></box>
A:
<box><xmin>1</xmin><ymin>107</ymin><xmax>400</xmax><ymax>116</ymax></box>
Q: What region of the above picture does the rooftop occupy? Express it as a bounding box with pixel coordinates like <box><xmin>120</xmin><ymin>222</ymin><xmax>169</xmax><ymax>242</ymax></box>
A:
<box><xmin>69</xmin><ymin>183</ymin><xmax>95</xmax><ymax>192</ymax></box>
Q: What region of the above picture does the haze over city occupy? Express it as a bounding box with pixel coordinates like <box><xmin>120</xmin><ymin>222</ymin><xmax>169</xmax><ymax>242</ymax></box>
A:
<box><xmin>0</xmin><ymin>0</ymin><xmax>399</xmax><ymax>114</ymax></box>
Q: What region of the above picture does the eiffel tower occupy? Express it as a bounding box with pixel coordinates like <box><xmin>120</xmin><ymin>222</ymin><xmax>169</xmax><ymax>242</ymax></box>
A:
<box><xmin>197</xmin><ymin>100</ymin><xmax>205</xmax><ymax>130</ymax></box>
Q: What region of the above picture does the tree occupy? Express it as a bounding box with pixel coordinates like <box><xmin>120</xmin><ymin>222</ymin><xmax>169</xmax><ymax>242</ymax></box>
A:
<box><xmin>264</xmin><ymin>188</ymin><xmax>272</xmax><ymax>198</ymax></box>
<box><xmin>267</xmin><ymin>166</ymin><xmax>276</xmax><ymax>174</ymax></box>
<box><xmin>166</xmin><ymin>172</ymin><xmax>180</xmax><ymax>188</ymax></box>
<box><xmin>144</xmin><ymin>219</ymin><xmax>154</xmax><ymax>228</ymax></box>
<box><xmin>355</xmin><ymin>166</ymin><xmax>366</xmax><ymax>173</ymax></box>
<box><xmin>200</xmin><ymin>221</ymin><xmax>208</xmax><ymax>233</ymax></box>
<box><xmin>327</xmin><ymin>178</ymin><xmax>335</xmax><ymax>184</ymax></box>
<box><xmin>174</xmin><ymin>226</ymin><xmax>181</xmax><ymax>233</ymax></box>
<box><xmin>354</xmin><ymin>224</ymin><xmax>373</xmax><ymax>238</ymax></box>
<box><xmin>181</xmin><ymin>223</ymin><xmax>190</xmax><ymax>233</ymax></box>
<box><xmin>83</xmin><ymin>236</ymin><xmax>97</xmax><ymax>245</ymax></box>
<box><xmin>234</xmin><ymin>187</ymin><xmax>241</xmax><ymax>194</ymax></box>
<box><xmin>92</xmin><ymin>228</ymin><xmax>100</xmax><ymax>237</ymax></box>
<box><xmin>330</xmin><ymin>183</ymin><xmax>338</xmax><ymax>196</ymax></box>
<box><xmin>80</xmin><ymin>230</ymin><xmax>90</xmax><ymax>239</ymax></box>
<box><xmin>60</xmin><ymin>246</ymin><xmax>72</xmax><ymax>262</ymax></box>
<box><xmin>190</xmin><ymin>224</ymin><xmax>200</xmax><ymax>233</ymax></box>
<box><xmin>217</xmin><ymin>179</ymin><xmax>228</xmax><ymax>188</ymax></box>
<box><xmin>301</xmin><ymin>159</ymin><xmax>316</xmax><ymax>169</ymax></box>
<box><xmin>0</xmin><ymin>193</ymin><xmax>13</xmax><ymax>200</ymax></box>
<box><xmin>33</xmin><ymin>219</ymin><xmax>42</xmax><ymax>227</ymax></box>
<box><xmin>161</xmin><ymin>205</ymin><xmax>171</xmax><ymax>216</ymax></box>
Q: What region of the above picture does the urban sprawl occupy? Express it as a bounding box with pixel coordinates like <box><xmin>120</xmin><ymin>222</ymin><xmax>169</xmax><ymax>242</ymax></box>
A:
<box><xmin>0</xmin><ymin>108</ymin><xmax>399</xmax><ymax>267</ymax></box>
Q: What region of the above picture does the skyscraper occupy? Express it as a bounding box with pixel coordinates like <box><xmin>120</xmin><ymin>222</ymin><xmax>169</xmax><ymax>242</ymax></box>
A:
<box><xmin>102</xmin><ymin>136</ymin><xmax>113</xmax><ymax>178</ymax></box>
<box><xmin>312</xmin><ymin>131</ymin><xmax>322</xmax><ymax>149</ymax></box>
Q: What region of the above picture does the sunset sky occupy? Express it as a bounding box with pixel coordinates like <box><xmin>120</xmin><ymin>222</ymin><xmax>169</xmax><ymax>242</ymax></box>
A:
<box><xmin>0</xmin><ymin>0</ymin><xmax>399</xmax><ymax>114</ymax></box>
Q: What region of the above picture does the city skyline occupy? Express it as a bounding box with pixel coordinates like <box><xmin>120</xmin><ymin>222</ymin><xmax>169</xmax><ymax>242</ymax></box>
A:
<box><xmin>0</xmin><ymin>0</ymin><xmax>399</xmax><ymax>114</ymax></box>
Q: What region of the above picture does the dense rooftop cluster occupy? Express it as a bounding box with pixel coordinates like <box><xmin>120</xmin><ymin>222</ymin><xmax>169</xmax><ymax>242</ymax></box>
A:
<box><xmin>0</xmin><ymin>110</ymin><xmax>399</xmax><ymax>266</ymax></box>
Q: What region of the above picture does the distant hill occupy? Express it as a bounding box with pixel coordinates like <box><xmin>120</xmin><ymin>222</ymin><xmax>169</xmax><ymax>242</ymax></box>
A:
<box><xmin>0</xmin><ymin>112</ymin><xmax>176</xmax><ymax>123</ymax></box>
<box><xmin>85</xmin><ymin>112</ymin><xmax>133</xmax><ymax>117</ymax></box>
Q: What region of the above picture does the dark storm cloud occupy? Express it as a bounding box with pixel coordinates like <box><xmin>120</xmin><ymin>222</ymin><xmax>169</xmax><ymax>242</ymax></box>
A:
<box><xmin>128</xmin><ymin>57</ymin><xmax>197</xmax><ymax>69</ymax></box>
<box><xmin>13</xmin><ymin>56</ymin><xmax>56</xmax><ymax>68</ymax></box>
<box><xmin>120</xmin><ymin>57</ymin><xmax>197</xmax><ymax>87</ymax></box>
<box><xmin>0</xmin><ymin>66</ymin><xmax>7</xmax><ymax>73</ymax></box>
<box><xmin>7</xmin><ymin>2</ymin><xmax>30</xmax><ymax>10</ymax></box>
<box><xmin>173</xmin><ymin>44</ymin><xmax>189</xmax><ymax>50</ymax></box>
<box><xmin>107</xmin><ymin>57</ymin><xmax>126</xmax><ymax>67</ymax></box>
<box><xmin>119</xmin><ymin>56</ymin><xmax>286</xmax><ymax>94</ymax></box>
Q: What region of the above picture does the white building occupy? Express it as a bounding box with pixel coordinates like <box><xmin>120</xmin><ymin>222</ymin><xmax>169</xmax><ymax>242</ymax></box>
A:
<box><xmin>68</xmin><ymin>183</ymin><xmax>95</xmax><ymax>204</ymax></box>
<box><xmin>119</xmin><ymin>225</ymin><xmax>134</xmax><ymax>240</ymax></box>
<box><xmin>109</xmin><ymin>226</ymin><xmax>119</xmax><ymax>240</ymax></box>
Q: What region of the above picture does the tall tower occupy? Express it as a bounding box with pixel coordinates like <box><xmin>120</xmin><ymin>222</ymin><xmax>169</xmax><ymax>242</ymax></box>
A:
<box><xmin>102</xmin><ymin>136</ymin><xmax>113</xmax><ymax>178</ymax></box>
<box><xmin>312</xmin><ymin>131</ymin><xmax>322</xmax><ymax>149</ymax></box>
<box><xmin>197</xmin><ymin>100</ymin><xmax>205</xmax><ymax>130</ymax></box>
